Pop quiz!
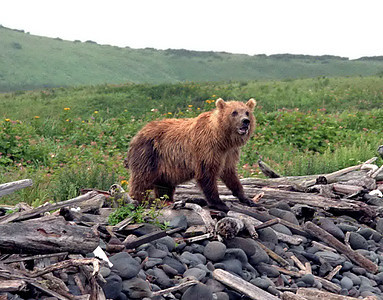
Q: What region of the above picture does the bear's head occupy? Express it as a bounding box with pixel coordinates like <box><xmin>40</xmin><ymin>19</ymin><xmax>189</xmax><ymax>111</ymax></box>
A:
<box><xmin>215</xmin><ymin>98</ymin><xmax>256</xmax><ymax>145</ymax></box>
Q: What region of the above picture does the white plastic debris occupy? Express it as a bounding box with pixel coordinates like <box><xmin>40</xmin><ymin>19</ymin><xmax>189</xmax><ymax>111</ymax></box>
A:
<box><xmin>369</xmin><ymin>189</ymin><xmax>383</xmax><ymax>198</ymax></box>
<box><xmin>93</xmin><ymin>246</ymin><xmax>113</xmax><ymax>267</ymax></box>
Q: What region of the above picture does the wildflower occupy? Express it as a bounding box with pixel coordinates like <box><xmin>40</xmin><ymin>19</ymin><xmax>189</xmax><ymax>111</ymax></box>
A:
<box><xmin>151</xmin><ymin>108</ymin><xmax>159</xmax><ymax>112</ymax></box>
<box><xmin>197</xmin><ymin>108</ymin><xmax>200</xmax><ymax>110</ymax></box>
<box><xmin>66</xmin><ymin>119</ymin><xmax>70</xmax><ymax>122</ymax></box>
<box><xmin>168</xmin><ymin>112</ymin><xmax>172</xmax><ymax>115</ymax></box>
<box><xmin>82</xmin><ymin>120</ymin><xmax>85</xmax><ymax>123</ymax></box>
<box><xmin>4</xmin><ymin>118</ymin><xmax>10</xmax><ymax>122</ymax></box>
<box><xmin>188</xmin><ymin>105</ymin><xmax>193</xmax><ymax>108</ymax></box>
<box><xmin>206</xmin><ymin>100</ymin><xmax>211</xmax><ymax>104</ymax></box>
<box><xmin>121</xmin><ymin>180</ymin><xmax>128</xmax><ymax>185</ymax></box>
<box><xmin>64</xmin><ymin>107</ymin><xmax>70</xmax><ymax>111</ymax></box>
<box><xmin>94</xmin><ymin>111</ymin><xmax>99</xmax><ymax>114</ymax></box>
<box><xmin>212</xmin><ymin>95</ymin><xmax>216</xmax><ymax>97</ymax></box>
<box><xmin>34</xmin><ymin>116</ymin><xmax>40</xmax><ymax>119</ymax></box>
<box><xmin>124</xmin><ymin>109</ymin><xmax>127</xmax><ymax>112</ymax></box>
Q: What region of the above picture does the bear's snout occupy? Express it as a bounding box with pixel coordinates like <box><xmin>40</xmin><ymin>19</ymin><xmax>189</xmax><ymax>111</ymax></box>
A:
<box><xmin>242</xmin><ymin>118</ymin><xmax>250</xmax><ymax>126</ymax></box>
<box><xmin>238</xmin><ymin>118</ymin><xmax>251</xmax><ymax>135</ymax></box>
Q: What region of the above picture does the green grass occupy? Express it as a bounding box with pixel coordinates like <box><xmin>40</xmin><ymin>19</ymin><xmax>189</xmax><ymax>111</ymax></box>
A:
<box><xmin>0</xmin><ymin>76</ymin><xmax>382</xmax><ymax>205</ymax></box>
<box><xmin>1</xmin><ymin>26</ymin><xmax>383</xmax><ymax>92</ymax></box>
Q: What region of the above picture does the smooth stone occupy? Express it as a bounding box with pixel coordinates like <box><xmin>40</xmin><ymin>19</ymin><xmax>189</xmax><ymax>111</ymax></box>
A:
<box><xmin>375</xmin><ymin>272</ymin><xmax>383</xmax><ymax>285</ymax></box>
<box><xmin>341</xmin><ymin>261</ymin><xmax>354</xmax><ymax>272</ymax></box>
<box><xmin>316</xmin><ymin>251</ymin><xmax>346</xmax><ymax>267</ymax></box>
<box><xmin>195</xmin><ymin>253</ymin><xmax>207</xmax><ymax>265</ymax></box>
<box><xmin>352</xmin><ymin>266</ymin><xmax>367</xmax><ymax>275</ymax></box>
<box><xmin>250</xmin><ymin>277</ymin><xmax>272</xmax><ymax>289</ymax></box>
<box><xmin>132</xmin><ymin>223</ymin><xmax>161</xmax><ymax>235</ymax></box>
<box><xmin>161</xmin><ymin>264</ymin><xmax>178</xmax><ymax>277</ymax></box>
<box><xmin>215</xmin><ymin>259</ymin><xmax>243</xmax><ymax>276</ymax></box>
<box><xmin>205</xmin><ymin>278</ymin><xmax>225</xmax><ymax>293</ymax></box>
<box><xmin>257</xmin><ymin>228</ymin><xmax>278</xmax><ymax>250</ymax></box>
<box><xmin>376</xmin><ymin>218</ymin><xmax>383</xmax><ymax>234</ymax></box>
<box><xmin>109</xmin><ymin>252</ymin><xmax>141</xmax><ymax>279</ymax></box>
<box><xmin>100</xmin><ymin>267</ymin><xmax>111</xmax><ymax>278</ymax></box>
<box><xmin>169</xmin><ymin>215</ymin><xmax>188</xmax><ymax>230</ymax></box>
<box><xmin>101</xmin><ymin>273</ymin><xmax>122</xmax><ymax>299</ymax></box>
<box><xmin>338</xmin><ymin>223</ymin><xmax>358</xmax><ymax>232</ymax></box>
<box><xmin>300</xmin><ymin>274</ymin><xmax>316</xmax><ymax>286</ymax></box>
<box><xmin>268</xmin><ymin>207</ymin><xmax>299</xmax><ymax>225</ymax></box>
<box><xmin>349</xmin><ymin>232</ymin><xmax>369</xmax><ymax>250</ymax></box>
<box><xmin>249</xmin><ymin>243</ymin><xmax>269</xmax><ymax>266</ymax></box>
<box><xmin>190</xmin><ymin>243</ymin><xmax>205</xmax><ymax>253</ymax></box>
<box><xmin>180</xmin><ymin>251</ymin><xmax>204</xmax><ymax>267</ymax></box>
<box><xmin>340</xmin><ymin>277</ymin><xmax>354</xmax><ymax>290</ymax></box>
<box><xmin>181</xmin><ymin>283</ymin><xmax>213</xmax><ymax>300</ymax></box>
<box><xmin>147</xmin><ymin>246</ymin><xmax>168</xmax><ymax>259</ymax></box>
<box><xmin>162</xmin><ymin>256</ymin><xmax>187</xmax><ymax>274</ymax></box>
<box><xmin>343</xmin><ymin>272</ymin><xmax>362</xmax><ymax>286</ymax></box>
<box><xmin>223</xmin><ymin>248</ymin><xmax>248</xmax><ymax>266</ymax></box>
<box><xmin>135</xmin><ymin>250</ymin><xmax>148</xmax><ymax>259</ymax></box>
<box><xmin>152</xmin><ymin>267</ymin><xmax>173</xmax><ymax>288</ymax></box>
<box><xmin>317</xmin><ymin>218</ymin><xmax>345</xmax><ymax>240</ymax></box>
<box><xmin>204</xmin><ymin>241</ymin><xmax>226</xmax><ymax>262</ymax></box>
<box><xmin>122</xmin><ymin>277</ymin><xmax>152</xmax><ymax>299</ymax></box>
<box><xmin>256</xmin><ymin>262</ymin><xmax>280</xmax><ymax>277</ymax></box>
<box><xmin>358</xmin><ymin>228</ymin><xmax>375</xmax><ymax>240</ymax></box>
<box><xmin>214</xmin><ymin>292</ymin><xmax>229</xmax><ymax>300</ymax></box>
<box><xmin>271</xmin><ymin>224</ymin><xmax>292</xmax><ymax>235</ymax></box>
<box><xmin>144</xmin><ymin>257</ymin><xmax>163</xmax><ymax>268</ymax></box>
<box><xmin>225</xmin><ymin>237</ymin><xmax>256</xmax><ymax>257</ymax></box>
<box><xmin>183</xmin><ymin>267</ymin><xmax>206</xmax><ymax>281</ymax></box>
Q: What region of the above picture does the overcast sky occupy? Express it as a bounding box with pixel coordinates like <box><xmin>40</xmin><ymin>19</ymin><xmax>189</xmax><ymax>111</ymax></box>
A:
<box><xmin>1</xmin><ymin>0</ymin><xmax>382</xmax><ymax>59</ymax></box>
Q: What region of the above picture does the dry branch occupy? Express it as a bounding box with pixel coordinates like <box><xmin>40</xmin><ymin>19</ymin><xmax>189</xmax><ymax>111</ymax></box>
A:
<box><xmin>0</xmin><ymin>191</ymin><xmax>99</xmax><ymax>224</ymax></box>
<box><xmin>213</xmin><ymin>268</ymin><xmax>280</xmax><ymax>300</ymax></box>
<box><xmin>304</xmin><ymin>221</ymin><xmax>379</xmax><ymax>273</ymax></box>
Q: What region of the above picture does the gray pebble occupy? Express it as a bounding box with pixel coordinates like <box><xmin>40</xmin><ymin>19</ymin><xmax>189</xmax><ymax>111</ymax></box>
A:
<box><xmin>349</xmin><ymin>232</ymin><xmax>369</xmax><ymax>250</ymax></box>
<box><xmin>340</xmin><ymin>276</ymin><xmax>354</xmax><ymax>290</ymax></box>
<box><xmin>204</xmin><ymin>241</ymin><xmax>226</xmax><ymax>262</ymax></box>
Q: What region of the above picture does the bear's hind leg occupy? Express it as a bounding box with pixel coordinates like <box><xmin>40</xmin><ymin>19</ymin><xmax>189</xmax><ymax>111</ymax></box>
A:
<box><xmin>154</xmin><ymin>183</ymin><xmax>175</xmax><ymax>202</ymax></box>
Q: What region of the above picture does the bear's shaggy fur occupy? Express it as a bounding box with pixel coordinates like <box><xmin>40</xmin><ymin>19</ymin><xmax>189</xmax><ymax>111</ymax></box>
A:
<box><xmin>124</xmin><ymin>98</ymin><xmax>256</xmax><ymax>211</ymax></box>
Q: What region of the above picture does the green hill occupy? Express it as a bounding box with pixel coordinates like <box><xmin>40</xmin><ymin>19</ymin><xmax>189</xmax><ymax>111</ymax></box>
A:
<box><xmin>1</xmin><ymin>25</ymin><xmax>383</xmax><ymax>92</ymax></box>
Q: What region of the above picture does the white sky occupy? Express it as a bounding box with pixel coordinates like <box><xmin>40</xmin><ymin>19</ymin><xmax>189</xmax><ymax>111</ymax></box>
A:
<box><xmin>1</xmin><ymin>0</ymin><xmax>382</xmax><ymax>59</ymax></box>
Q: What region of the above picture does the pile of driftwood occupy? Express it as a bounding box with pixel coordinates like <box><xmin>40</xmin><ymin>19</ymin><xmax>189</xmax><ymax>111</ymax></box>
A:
<box><xmin>0</xmin><ymin>156</ymin><xmax>382</xmax><ymax>300</ymax></box>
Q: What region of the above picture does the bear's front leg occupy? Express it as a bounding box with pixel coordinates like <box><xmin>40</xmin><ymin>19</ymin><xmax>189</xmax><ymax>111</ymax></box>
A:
<box><xmin>196</xmin><ymin>169</ymin><xmax>230</xmax><ymax>212</ymax></box>
<box><xmin>220</xmin><ymin>168</ymin><xmax>255</xmax><ymax>207</ymax></box>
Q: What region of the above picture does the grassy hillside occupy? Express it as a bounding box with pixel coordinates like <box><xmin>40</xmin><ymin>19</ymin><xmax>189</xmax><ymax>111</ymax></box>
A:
<box><xmin>0</xmin><ymin>77</ymin><xmax>382</xmax><ymax>205</ymax></box>
<box><xmin>1</xmin><ymin>26</ymin><xmax>383</xmax><ymax>92</ymax></box>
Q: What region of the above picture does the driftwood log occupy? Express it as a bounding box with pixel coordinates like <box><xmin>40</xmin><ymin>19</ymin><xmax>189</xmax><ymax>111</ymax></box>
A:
<box><xmin>0</xmin><ymin>179</ymin><xmax>33</xmax><ymax>198</ymax></box>
<box><xmin>0</xmin><ymin>215</ymin><xmax>99</xmax><ymax>254</ymax></box>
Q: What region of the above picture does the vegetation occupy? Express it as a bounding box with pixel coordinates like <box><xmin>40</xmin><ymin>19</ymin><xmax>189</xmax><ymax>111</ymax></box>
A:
<box><xmin>1</xmin><ymin>25</ymin><xmax>383</xmax><ymax>92</ymax></box>
<box><xmin>0</xmin><ymin>76</ymin><xmax>382</xmax><ymax>205</ymax></box>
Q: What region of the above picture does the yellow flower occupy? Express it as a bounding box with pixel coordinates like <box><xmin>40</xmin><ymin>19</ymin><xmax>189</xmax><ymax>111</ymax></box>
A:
<box><xmin>66</xmin><ymin>119</ymin><xmax>70</xmax><ymax>122</ymax></box>
<box><xmin>120</xmin><ymin>180</ymin><xmax>128</xmax><ymax>185</ymax></box>
<box><xmin>188</xmin><ymin>105</ymin><xmax>193</xmax><ymax>108</ymax></box>
<box><xmin>124</xmin><ymin>109</ymin><xmax>127</xmax><ymax>112</ymax></box>
<box><xmin>212</xmin><ymin>95</ymin><xmax>216</xmax><ymax>97</ymax></box>
<box><xmin>206</xmin><ymin>100</ymin><xmax>211</xmax><ymax>104</ymax></box>
<box><xmin>197</xmin><ymin>108</ymin><xmax>200</xmax><ymax>110</ymax></box>
<box><xmin>64</xmin><ymin>107</ymin><xmax>70</xmax><ymax>111</ymax></box>
<box><xmin>168</xmin><ymin>112</ymin><xmax>172</xmax><ymax>115</ymax></box>
<box><xmin>34</xmin><ymin>116</ymin><xmax>40</xmax><ymax>119</ymax></box>
<box><xmin>82</xmin><ymin>120</ymin><xmax>85</xmax><ymax>123</ymax></box>
<box><xmin>94</xmin><ymin>111</ymin><xmax>98</xmax><ymax>114</ymax></box>
<box><xmin>4</xmin><ymin>118</ymin><xmax>10</xmax><ymax>122</ymax></box>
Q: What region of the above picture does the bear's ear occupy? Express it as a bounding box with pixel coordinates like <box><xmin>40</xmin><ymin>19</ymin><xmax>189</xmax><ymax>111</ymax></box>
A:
<box><xmin>246</xmin><ymin>98</ymin><xmax>257</xmax><ymax>111</ymax></box>
<box><xmin>216</xmin><ymin>98</ymin><xmax>226</xmax><ymax>110</ymax></box>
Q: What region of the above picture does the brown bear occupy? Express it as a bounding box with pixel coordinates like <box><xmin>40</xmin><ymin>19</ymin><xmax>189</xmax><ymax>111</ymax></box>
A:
<box><xmin>124</xmin><ymin>98</ymin><xmax>256</xmax><ymax>212</ymax></box>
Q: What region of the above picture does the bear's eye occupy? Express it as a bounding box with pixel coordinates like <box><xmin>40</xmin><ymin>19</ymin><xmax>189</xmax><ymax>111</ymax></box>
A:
<box><xmin>245</xmin><ymin>111</ymin><xmax>249</xmax><ymax>116</ymax></box>
<box><xmin>232</xmin><ymin>111</ymin><xmax>238</xmax><ymax>117</ymax></box>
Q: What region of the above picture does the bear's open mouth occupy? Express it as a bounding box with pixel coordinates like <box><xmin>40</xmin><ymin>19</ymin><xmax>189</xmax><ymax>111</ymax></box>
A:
<box><xmin>237</xmin><ymin>126</ymin><xmax>249</xmax><ymax>135</ymax></box>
